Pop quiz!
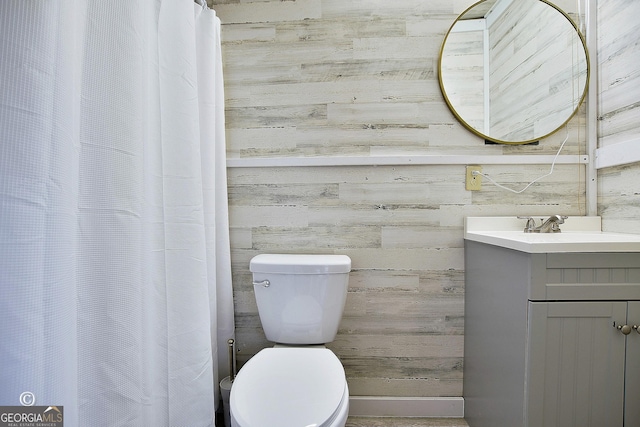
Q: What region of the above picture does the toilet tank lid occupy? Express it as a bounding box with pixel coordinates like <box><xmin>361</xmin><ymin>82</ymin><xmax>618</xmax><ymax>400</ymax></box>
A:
<box><xmin>250</xmin><ymin>254</ymin><xmax>351</xmax><ymax>274</ymax></box>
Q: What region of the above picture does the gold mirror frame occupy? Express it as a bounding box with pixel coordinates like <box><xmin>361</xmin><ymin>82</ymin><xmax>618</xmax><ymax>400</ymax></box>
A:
<box><xmin>438</xmin><ymin>0</ymin><xmax>590</xmax><ymax>145</ymax></box>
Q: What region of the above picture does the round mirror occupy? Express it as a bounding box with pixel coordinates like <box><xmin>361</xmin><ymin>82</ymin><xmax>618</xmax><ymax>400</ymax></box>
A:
<box><xmin>438</xmin><ymin>0</ymin><xmax>589</xmax><ymax>145</ymax></box>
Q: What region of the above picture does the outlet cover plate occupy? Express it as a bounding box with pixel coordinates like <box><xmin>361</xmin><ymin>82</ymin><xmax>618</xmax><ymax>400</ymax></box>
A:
<box><xmin>466</xmin><ymin>166</ymin><xmax>482</xmax><ymax>191</ymax></box>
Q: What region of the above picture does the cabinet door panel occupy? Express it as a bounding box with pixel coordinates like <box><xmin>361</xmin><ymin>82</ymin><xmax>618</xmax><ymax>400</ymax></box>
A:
<box><xmin>626</xmin><ymin>301</ymin><xmax>640</xmax><ymax>427</ymax></box>
<box><xmin>527</xmin><ymin>302</ymin><xmax>627</xmax><ymax>427</ymax></box>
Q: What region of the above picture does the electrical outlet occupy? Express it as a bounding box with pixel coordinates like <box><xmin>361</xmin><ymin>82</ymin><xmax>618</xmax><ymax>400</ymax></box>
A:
<box><xmin>466</xmin><ymin>166</ymin><xmax>482</xmax><ymax>191</ymax></box>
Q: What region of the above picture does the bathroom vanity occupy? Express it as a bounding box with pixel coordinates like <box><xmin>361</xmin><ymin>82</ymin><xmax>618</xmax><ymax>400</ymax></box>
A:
<box><xmin>463</xmin><ymin>217</ymin><xmax>640</xmax><ymax>427</ymax></box>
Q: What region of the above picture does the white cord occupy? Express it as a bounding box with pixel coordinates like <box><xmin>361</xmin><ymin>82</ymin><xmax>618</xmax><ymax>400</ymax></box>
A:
<box><xmin>474</xmin><ymin>127</ymin><xmax>570</xmax><ymax>194</ymax></box>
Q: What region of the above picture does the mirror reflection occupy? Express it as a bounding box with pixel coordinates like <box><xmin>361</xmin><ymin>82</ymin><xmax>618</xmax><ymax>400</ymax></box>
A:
<box><xmin>439</xmin><ymin>0</ymin><xmax>589</xmax><ymax>144</ymax></box>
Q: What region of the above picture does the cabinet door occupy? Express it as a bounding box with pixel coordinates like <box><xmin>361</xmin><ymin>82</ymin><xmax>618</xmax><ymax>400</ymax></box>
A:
<box><xmin>626</xmin><ymin>301</ymin><xmax>640</xmax><ymax>427</ymax></box>
<box><xmin>527</xmin><ymin>301</ymin><xmax>627</xmax><ymax>427</ymax></box>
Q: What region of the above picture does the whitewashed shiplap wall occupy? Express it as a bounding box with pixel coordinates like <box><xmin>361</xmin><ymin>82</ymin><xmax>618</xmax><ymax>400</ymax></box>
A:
<box><xmin>596</xmin><ymin>0</ymin><xmax>640</xmax><ymax>233</ymax></box>
<box><xmin>210</xmin><ymin>0</ymin><xmax>588</xmax><ymax>398</ymax></box>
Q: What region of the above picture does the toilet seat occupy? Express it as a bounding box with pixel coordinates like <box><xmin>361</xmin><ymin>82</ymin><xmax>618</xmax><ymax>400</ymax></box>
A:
<box><xmin>230</xmin><ymin>347</ymin><xmax>349</xmax><ymax>427</ymax></box>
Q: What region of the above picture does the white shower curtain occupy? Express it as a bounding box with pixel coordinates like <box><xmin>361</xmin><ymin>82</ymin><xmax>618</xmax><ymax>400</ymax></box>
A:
<box><xmin>0</xmin><ymin>1</ymin><xmax>234</xmax><ymax>426</ymax></box>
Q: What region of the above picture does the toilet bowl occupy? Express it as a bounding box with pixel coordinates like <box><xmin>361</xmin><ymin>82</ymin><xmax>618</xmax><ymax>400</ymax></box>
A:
<box><xmin>229</xmin><ymin>254</ymin><xmax>351</xmax><ymax>427</ymax></box>
<box><xmin>230</xmin><ymin>347</ymin><xmax>349</xmax><ymax>427</ymax></box>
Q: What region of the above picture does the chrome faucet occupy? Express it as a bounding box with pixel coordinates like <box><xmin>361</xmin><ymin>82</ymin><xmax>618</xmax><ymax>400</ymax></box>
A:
<box><xmin>518</xmin><ymin>215</ymin><xmax>568</xmax><ymax>233</ymax></box>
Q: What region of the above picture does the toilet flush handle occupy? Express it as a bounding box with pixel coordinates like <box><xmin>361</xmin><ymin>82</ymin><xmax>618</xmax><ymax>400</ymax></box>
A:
<box><xmin>253</xmin><ymin>279</ymin><xmax>270</xmax><ymax>288</ymax></box>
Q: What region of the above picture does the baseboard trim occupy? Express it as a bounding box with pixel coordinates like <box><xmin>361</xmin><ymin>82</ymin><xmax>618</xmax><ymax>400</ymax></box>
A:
<box><xmin>348</xmin><ymin>396</ymin><xmax>464</xmax><ymax>418</ymax></box>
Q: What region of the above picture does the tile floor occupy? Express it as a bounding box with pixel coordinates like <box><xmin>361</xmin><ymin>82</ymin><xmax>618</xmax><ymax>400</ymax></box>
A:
<box><xmin>346</xmin><ymin>418</ymin><xmax>468</xmax><ymax>427</ymax></box>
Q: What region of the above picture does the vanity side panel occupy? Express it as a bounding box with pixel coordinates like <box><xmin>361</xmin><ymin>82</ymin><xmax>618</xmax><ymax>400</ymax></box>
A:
<box><xmin>464</xmin><ymin>240</ymin><xmax>533</xmax><ymax>427</ymax></box>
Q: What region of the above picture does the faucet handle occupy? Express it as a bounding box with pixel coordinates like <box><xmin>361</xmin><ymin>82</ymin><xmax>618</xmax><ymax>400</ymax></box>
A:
<box><xmin>551</xmin><ymin>215</ymin><xmax>568</xmax><ymax>223</ymax></box>
<box><xmin>517</xmin><ymin>216</ymin><xmax>537</xmax><ymax>233</ymax></box>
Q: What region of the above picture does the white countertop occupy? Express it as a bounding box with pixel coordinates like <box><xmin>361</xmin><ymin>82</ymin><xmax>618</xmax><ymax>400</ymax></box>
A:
<box><xmin>464</xmin><ymin>216</ymin><xmax>640</xmax><ymax>253</ymax></box>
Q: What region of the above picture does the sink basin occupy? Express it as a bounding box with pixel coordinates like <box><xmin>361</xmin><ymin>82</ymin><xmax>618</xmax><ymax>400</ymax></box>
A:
<box><xmin>464</xmin><ymin>216</ymin><xmax>640</xmax><ymax>253</ymax></box>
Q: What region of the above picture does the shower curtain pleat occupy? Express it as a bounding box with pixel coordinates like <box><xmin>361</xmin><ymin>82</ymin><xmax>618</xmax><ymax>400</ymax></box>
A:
<box><xmin>195</xmin><ymin>3</ymin><xmax>236</xmax><ymax>389</ymax></box>
<box><xmin>0</xmin><ymin>1</ymin><xmax>233</xmax><ymax>426</ymax></box>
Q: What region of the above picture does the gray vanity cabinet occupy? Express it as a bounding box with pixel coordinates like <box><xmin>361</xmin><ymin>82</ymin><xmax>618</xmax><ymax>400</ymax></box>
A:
<box><xmin>464</xmin><ymin>240</ymin><xmax>640</xmax><ymax>427</ymax></box>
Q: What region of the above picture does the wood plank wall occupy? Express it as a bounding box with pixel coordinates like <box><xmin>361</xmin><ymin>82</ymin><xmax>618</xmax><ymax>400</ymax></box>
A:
<box><xmin>209</xmin><ymin>0</ymin><xmax>588</xmax><ymax>398</ymax></box>
<box><xmin>596</xmin><ymin>0</ymin><xmax>640</xmax><ymax>234</ymax></box>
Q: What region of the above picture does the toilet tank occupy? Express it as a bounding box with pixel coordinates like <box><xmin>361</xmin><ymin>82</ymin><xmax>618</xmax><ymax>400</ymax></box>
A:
<box><xmin>249</xmin><ymin>254</ymin><xmax>351</xmax><ymax>345</ymax></box>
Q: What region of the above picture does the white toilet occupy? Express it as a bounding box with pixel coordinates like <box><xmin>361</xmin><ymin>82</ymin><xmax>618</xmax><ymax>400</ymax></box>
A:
<box><xmin>230</xmin><ymin>253</ymin><xmax>351</xmax><ymax>427</ymax></box>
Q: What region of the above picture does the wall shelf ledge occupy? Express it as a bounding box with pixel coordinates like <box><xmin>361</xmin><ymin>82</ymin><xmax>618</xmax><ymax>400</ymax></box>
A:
<box><xmin>226</xmin><ymin>154</ymin><xmax>589</xmax><ymax>168</ymax></box>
